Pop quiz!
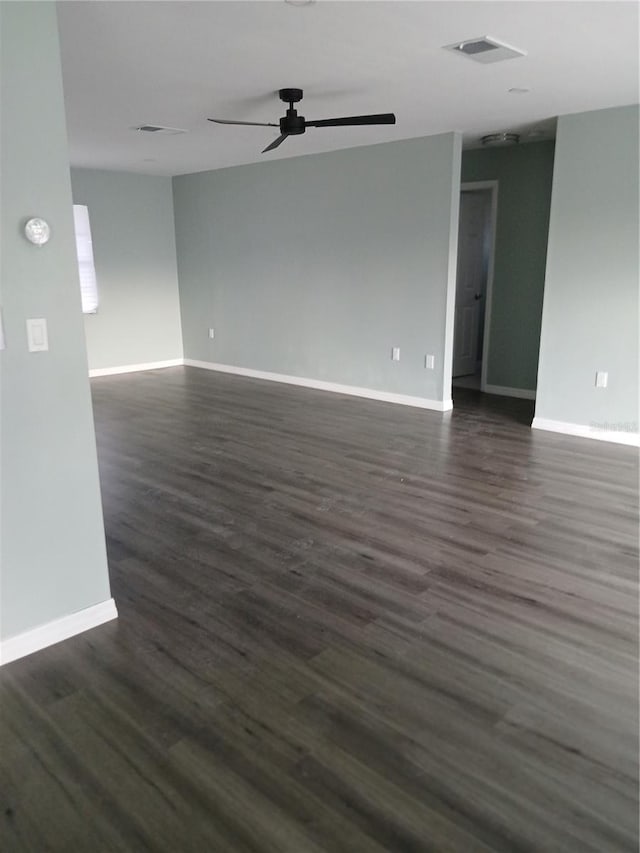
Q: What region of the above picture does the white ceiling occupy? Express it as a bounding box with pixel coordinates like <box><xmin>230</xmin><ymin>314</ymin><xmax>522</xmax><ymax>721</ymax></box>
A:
<box><xmin>57</xmin><ymin>1</ymin><xmax>639</xmax><ymax>176</ymax></box>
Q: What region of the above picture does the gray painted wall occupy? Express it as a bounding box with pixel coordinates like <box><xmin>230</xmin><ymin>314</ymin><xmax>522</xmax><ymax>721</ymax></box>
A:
<box><xmin>1</xmin><ymin>3</ymin><xmax>112</xmax><ymax>640</ymax></box>
<box><xmin>536</xmin><ymin>105</ymin><xmax>639</xmax><ymax>431</ymax></box>
<box><xmin>461</xmin><ymin>141</ymin><xmax>555</xmax><ymax>392</ymax></box>
<box><xmin>173</xmin><ymin>134</ymin><xmax>461</xmax><ymax>403</ymax></box>
<box><xmin>71</xmin><ymin>169</ymin><xmax>183</xmax><ymax>371</ymax></box>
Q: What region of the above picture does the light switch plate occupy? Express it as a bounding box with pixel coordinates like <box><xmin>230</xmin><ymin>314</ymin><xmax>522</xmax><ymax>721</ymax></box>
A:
<box><xmin>208</xmin><ymin>328</ymin><xmax>215</xmax><ymax>339</ymax></box>
<box><xmin>595</xmin><ymin>370</ymin><xmax>608</xmax><ymax>388</ymax></box>
<box><xmin>425</xmin><ymin>354</ymin><xmax>435</xmax><ymax>369</ymax></box>
<box><xmin>27</xmin><ymin>318</ymin><xmax>48</xmax><ymax>352</ymax></box>
<box><xmin>392</xmin><ymin>347</ymin><xmax>400</xmax><ymax>361</ymax></box>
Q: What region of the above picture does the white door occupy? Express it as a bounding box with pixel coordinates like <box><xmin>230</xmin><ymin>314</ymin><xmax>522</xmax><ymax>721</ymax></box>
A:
<box><xmin>453</xmin><ymin>191</ymin><xmax>490</xmax><ymax>378</ymax></box>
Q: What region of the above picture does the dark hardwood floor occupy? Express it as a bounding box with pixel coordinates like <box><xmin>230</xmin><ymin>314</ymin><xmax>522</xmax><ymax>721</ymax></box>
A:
<box><xmin>1</xmin><ymin>366</ymin><xmax>638</xmax><ymax>852</ymax></box>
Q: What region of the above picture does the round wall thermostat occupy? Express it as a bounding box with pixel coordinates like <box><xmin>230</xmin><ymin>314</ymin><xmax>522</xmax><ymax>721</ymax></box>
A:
<box><xmin>24</xmin><ymin>217</ymin><xmax>51</xmax><ymax>246</ymax></box>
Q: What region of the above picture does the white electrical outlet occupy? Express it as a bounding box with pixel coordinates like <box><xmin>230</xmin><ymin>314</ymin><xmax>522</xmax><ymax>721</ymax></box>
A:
<box><xmin>392</xmin><ymin>347</ymin><xmax>400</xmax><ymax>361</ymax></box>
<box><xmin>26</xmin><ymin>318</ymin><xmax>48</xmax><ymax>352</ymax></box>
<box><xmin>595</xmin><ymin>371</ymin><xmax>608</xmax><ymax>388</ymax></box>
<box><xmin>208</xmin><ymin>328</ymin><xmax>215</xmax><ymax>339</ymax></box>
<box><xmin>425</xmin><ymin>354</ymin><xmax>435</xmax><ymax>369</ymax></box>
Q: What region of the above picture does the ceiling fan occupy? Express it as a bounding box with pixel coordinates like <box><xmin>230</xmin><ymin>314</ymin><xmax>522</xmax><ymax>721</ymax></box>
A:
<box><xmin>208</xmin><ymin>88</ymin><xmax>396</xmax><ymax>153</ymax></box>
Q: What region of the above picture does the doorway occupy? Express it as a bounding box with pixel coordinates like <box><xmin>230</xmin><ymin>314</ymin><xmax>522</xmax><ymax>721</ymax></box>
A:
<box><xmin>452</xmin><ymin>182</ymin><xmax>497</xmax><ymax>394</ymax></box>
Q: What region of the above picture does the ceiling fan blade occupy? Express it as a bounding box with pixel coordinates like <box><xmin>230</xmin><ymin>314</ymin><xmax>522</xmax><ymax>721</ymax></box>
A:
<box><xmin>306</xmin><ymin>113</ymin><xmax>396</xmax><ymax>128</ymax></box>
<box><xmin>208</xmin><ymin>119</ymin><xmax>279</xmax><ymax>127</ymax></box>
<box><xmin>262</xmin><ymin>134</ymin><xmax>289</xmax><ymax>153</ymax></box>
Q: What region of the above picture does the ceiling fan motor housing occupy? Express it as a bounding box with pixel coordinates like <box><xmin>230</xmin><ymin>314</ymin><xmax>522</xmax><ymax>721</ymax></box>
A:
<box><xmin>281</xmin><ymin>110</ymin><xmax>306</xmax><ymax>135</ymax></box>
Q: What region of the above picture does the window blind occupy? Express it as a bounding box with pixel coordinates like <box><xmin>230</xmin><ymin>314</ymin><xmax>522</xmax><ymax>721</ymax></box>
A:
<box><xmin>73</xmin><ymin>204</ymin><xmax>99</xmax><ymax>314</ymax></box>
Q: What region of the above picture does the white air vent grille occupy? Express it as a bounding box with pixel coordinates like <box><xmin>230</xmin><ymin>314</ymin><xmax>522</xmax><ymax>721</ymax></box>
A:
<box><xmin>135</xmin><ymin>125</ymin><xmax>187</xmax><ymax>135</ymax></box>
<box><xmin>444</xmin><ymin>36</ymin><xmax>526</xmax><ymax>64</ymax></box>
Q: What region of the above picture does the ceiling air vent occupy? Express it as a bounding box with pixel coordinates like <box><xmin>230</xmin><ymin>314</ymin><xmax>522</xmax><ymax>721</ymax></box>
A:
<box><xmin>444</xmin><ymin>36</ymin><xmax>526</xmax><ymax>64</ymax></box>
<box><xmin>135</xmin><ymin>125</ymin><xmax>187</xmax><ymax>135</ymax></box>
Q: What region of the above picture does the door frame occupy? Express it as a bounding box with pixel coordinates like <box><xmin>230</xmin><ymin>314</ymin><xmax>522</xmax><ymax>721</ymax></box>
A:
<box><xmin>458</xmin><ymin>180</ymin><xmax>498</xmax><ymax>393</ymax></box>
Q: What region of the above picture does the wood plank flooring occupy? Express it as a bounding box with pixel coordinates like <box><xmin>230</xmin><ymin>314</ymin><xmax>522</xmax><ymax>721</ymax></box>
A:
<box><xmin>1</xmin><ymin>366</ymin><xmax>638</xmax><ymax>851</ymax></box>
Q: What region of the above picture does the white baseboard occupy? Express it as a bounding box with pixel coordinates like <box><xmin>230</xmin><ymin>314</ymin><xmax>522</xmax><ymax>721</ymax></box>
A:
<box><xmin>0</xmin><ymin>598</ymin><xmax>118</xmax><ymax>666</ymax></box>
<box><xmin>89</xmin><ymin>358</ymin><xmax>183</xmax><ymax>378</ymax></box>
<box><xmin>184</xmin><ymin>359</ymin><xmax>452</xmax><ymax>412</ymax></box>
<box><xmin>532</xmin><ymin>417</ymin><xmax>640</xmax><ymax>447</ymax></box>
<box><xmin>483</xmin><ymin>383</ymin><xmax>536</xmax><ymax>400</ymax></box>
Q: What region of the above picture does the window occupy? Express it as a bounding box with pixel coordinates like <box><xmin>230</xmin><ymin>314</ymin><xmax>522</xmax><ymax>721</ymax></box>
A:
<box><xmin>73</xmin><ymin>204</ymin><xmax>98</xmax><ymax>313</ymax></box>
